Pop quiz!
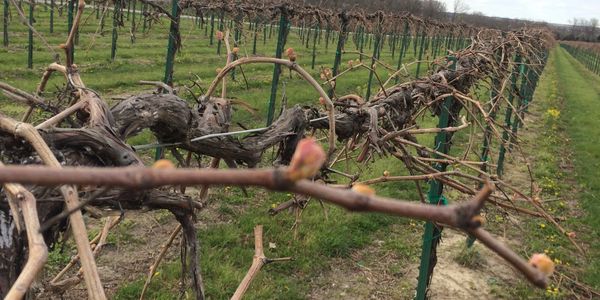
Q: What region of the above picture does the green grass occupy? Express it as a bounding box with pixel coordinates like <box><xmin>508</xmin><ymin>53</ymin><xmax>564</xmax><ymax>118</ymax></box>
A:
<box><xmin>495</xmin><ymin>46</ymin><xmax>600</xmax><ymax>299</ymax></box>
<box><xmin>552</xmin><ymin>47</ymin><xmax>600</xmax><ymax>289</ymax></box>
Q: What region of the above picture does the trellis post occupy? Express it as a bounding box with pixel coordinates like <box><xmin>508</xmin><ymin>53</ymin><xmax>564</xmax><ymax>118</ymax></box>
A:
<box><xmin>49</xmin><ymin>0</ymin><xmax>54</xmax><ymax>33</ymax></box>
<box><xmin>395</xmin><ymin>22</ymin><xmax>409</xmax><ymax>84</ymax></box>
<box><xmin>142</xmin><ymin>2</ymin><xmax>147</xmax><ymax>32</ymax></box>
<box><xmin>157</xmin><ymin>0</ymin><xmax>180</xmax><ymax>160</ymax></box>
<box><xmin>130</xmin><ymin>0</ymin><xmax>136</xmax><ymax>43</ymax></box>
<box><xmin>311</xmin><ymin>24</ymin><xmax>319</xmax><ymax>69</ymax></box>
<box><xmin>324</xmin><ymin>25</ymin><xmax>330</xmax><ymax>50</ymax></box>
<box><xmin>358</xmin><ymin>26</ymin><xmax>364</xmax><ymax>60</ymax></box>
<box><xmin>415</xmin><ymin>55</ymin><xmax>457</xmax><ymax>300</ymax></box>
<box><xmin>209</xmin><ymin>12</ymin><xmax>215</xmax><ymax>45</ymax></box>
<box><xmin>216</xmin><ymin>10</ymin><xmax>224</xmax><ymax>55</ymax></box>
<box><xmin>415</xmin><ymin>27</ymin><xmax>426</xmax><ymax>78</ymax></box>
<box><xmin>252</xmin><ymin>17</ymin><xmax>258</xmax><ymax>54</ymax></box>
<box><xmin>27</xmin><ymin>0</ymin><xmax>33</xmax><ymax>68</ymax></box>
<box><xmin>110</xmin><ymin>0</ymin><xmax>120</xmax><ymax>61</ymax></box>
<box><xmin>3</xmin><ymin>0</ymin><xmax>8</xmax><ymax>47</ymax></box>
<box><xmin>507</xmin><ymin>60</ymin><xmax>530</xmax><ymax>151</ymax></box>
<box><xmin>67</xmin><ymin>0</ymin><xmax>75</xmax><ymax>62</ymax></box>
<box><xmin>328</xmin><ymin>11</ymin><xmax>348</xmax><ymax>98</ymax></box>
<box><xmin>365</xmin><ymin>13</ymin><xmax>383</xmax><ymax>101</ymax></box>
<box><xmin>266</xmin><ymin>6</ymin><xmax>289</xmax><ymax>126</ymax></box>
<box><xmin>497</xmin><ymin>54</ymin><xmax>522</xmax><ymax>177</ymax></box>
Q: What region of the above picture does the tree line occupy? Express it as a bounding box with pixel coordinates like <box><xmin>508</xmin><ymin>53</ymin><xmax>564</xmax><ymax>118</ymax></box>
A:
<box><xmin>303</xmin><ymin>0</ymin><xmax>599</xmax><ymax>42</ymax></box>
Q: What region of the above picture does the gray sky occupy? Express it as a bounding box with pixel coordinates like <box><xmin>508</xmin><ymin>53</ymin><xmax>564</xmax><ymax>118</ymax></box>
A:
<box><xmin>440</xmin><ymin>0</ymin><xmax>600</xmax><ymax>25</ymax></box>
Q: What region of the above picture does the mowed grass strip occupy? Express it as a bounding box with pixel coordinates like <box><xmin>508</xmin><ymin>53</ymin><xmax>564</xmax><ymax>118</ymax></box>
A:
<box><xmin>553</xmin><ymin>47</ymin><xmax>600</xmax><ymax>289</ymax></box>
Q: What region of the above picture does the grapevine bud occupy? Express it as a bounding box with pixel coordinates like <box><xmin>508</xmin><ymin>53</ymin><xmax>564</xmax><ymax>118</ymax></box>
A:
<box><xmin>286</xmin><ymin>138</ymin><xmax>326</xmax><ymax>182</ymax></box>
<box><xmin>152</xmin><ymin>159</ymin><xmax>175</xmax><ymax>169</ymax></box>
<box><xmin>285</xmin><ymin>47</ymin><xmax>295</xmax><ymax>56</ymax></box>
<box><xmin>352</xmin><ymin>183</ymin><xmax>376</xmax><ymax>196</ymax></box>
<box><xmin>528</xmin><ymin>253</ymin><xmax>555</xmax><ymax>277</ymax></box>
<box><xmin>216</xmin><ymin>31</ymin><xmax>224</xmax><ymax>41</ymax></box>
<box><xmin>471</xmin><ymin>215</ymin><xmax>485</xmax><ymax>226</ymax></box>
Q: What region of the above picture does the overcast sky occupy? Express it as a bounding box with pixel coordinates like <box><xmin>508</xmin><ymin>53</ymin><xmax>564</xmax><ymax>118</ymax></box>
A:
<box><xmin>439</xmin><ymin>0</ymin><xmax>600</xmax><ymax>25</ymax></box>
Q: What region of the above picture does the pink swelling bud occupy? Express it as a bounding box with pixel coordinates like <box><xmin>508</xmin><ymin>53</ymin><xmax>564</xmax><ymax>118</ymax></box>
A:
<box><xmin>351</xmin><ymin>183</ymin><xmax>376</xmax><ymax>196</ymax></box>
<box><xmin>286</xmin><ymin>138</ymin><xmax>326</xmax><ymax>181</ymax></box>
<box><xmin>529</xmin><ymin>253</ymin><xmax>555</xmax><ymax>277</ymax></box>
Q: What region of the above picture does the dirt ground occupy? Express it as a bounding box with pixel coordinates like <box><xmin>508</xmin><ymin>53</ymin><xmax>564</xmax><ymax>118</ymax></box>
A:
<box><xmin>306</xmin><ymin>229</ymin><xmax>520</xmax><ymax>300</ymax></box>
<box><xmin>36</xmin><ymin>210</ymin><xmax>183</xmax><ymax>299</ymax></box>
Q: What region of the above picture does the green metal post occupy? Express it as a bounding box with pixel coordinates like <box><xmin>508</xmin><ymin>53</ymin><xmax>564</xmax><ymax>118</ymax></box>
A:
<box><xmin>391</xmin><ymin>32</ymin><xmax>397</xmax><ymax>59</ymax></box>
<box><xmin>266</xmin><ymin>7</ymin><xmax>288</xmax><ymax>126</ymax></box>
<box><xmin>358</xmin><ymin>26</ymin><xmax>364</xmax><ymax>60</ymax></box>
<box><xmin>415</xmin><ymin>56</ymin><xmax>457</xmax><ymax>300</ymax></box>
<box><xmin>328</xmin><ymin>11</ymin><xmax>348</xmax><ymax>98</ymax></box>
<box><xmin>50</xmin><ymin>0</ymin><xmax>54</xmax><ymax>33</ymax></box>
<box><xmin>231</xmin><ymin>14</ymin><xmax>241</xmax><ymax>81</ymax></box>
<box><xmin>252</xmin><ymin>18</ymin><xmax>258</xmax><ymax>54</ymax></box>
<box><xmin>497</xmin><ymin>54</ymin><xmax>522</xmax><ymax>177</ymax></box>
<box><xmin>208</xmin><ymin>13</ymin><xmax>214</xmax><ymax>45</ymax></box>
<box><xmin>204</xmin><ymin>12</ymin><xmax>208</xmax><ymax>36</ymax></box>
<box><xmin>268</xmin><ymin>22</ymin><xmax>272</xmax><ymax>39</ymax></box>
<box><xmin>395</xmin><ymin>22</ymin><xmax>409</xmax><ymax>84</ymax></box>
<box><xmin>354</xmin><ymin>26</ymin><xmax>361</xmax><ymax>51</ymax></box>
<box><xmin>508</xmin><ymin>61</ymin><xmax>529</xmax><ymax>151</ymax></box>
<box><xmin>445</xmin><ymin>34</ymin><xmax>452</xmax><ymax>51</ymax></box>
<box><xmin>519</xmin><ymin>61</ymin><xmax>536</xmax><ymax>124</ymax></box>
<box><xmin>415</xmin><ymin>28</ymin><xmax>426</xmax><ymax>78</ymax></box>
<box><xmin>100</xmin><ymin>1</ymin><xmax>106</xmax><ymax>33</ymax></box>
<box><xmin>466</xmin><ymin>51</ymin><xmax>503</xmax><ymax>247</ymax></box>
<box><xmin>305</xmin><ymin>25</ymin><xmax>311</xmax><ymax>49</ymax></box>
<box><xmin>110</xmin><ymin>0</ymin><xmax>119</xmax><ymax>61</ymax></box>
<box><xmin>365</xmin><ymin>14</ymin><xmax>383</xmax><ymax>101</ymax></box>
<box><xmin>413</xmin><ymin>28</ymin><xmax>419</xmax><ymax>55</ymax></box>
<box><xmin>216</xmin><ymin>11</ymin><xmax>224</xmax><ymax>55</ymax></box>
<box><xmin>67</xmin><ymin>0</ymin><xmax>75</xmax><ymax>62</ymax></box>
<box><xmin>234</xmin><ymin>14</ymin><xmax>241</xmax><ymax>47</ymax></box>
<box><xmin>311</xmin><ymin>25</ymin><xmax>319</xmax><ymax>69</ymax></box>
<box><xmin>3</xmin><ymin>0</ymin><xmax>8</xmax><ymax>47</ymax></box>
<box><xmin>496</xmin><ymin>54</ymin><xmax>521</xmax><ymax>178</ymax></box>
<box><xmin>163</xmin><ymin>0</ymin><xmax>179</xmax><ymax>86</ymax></box>
<box><xmin>141</xmin><ymin>2</ymin><xmax>147</xmax><ymax>32</ymax></box>
<box><xmin>324</xmin><ymin>25</ymin><xmax>330</xmax><ymax>50</ymax></box>
<box><xmin>479</xmin><ymin>47</ymin><xmax>504</xmax><ymax>174</ymax></box>
<box><xmin>317</xmin><ymin>25</ymin><xmax>322</xmax><ymax>44</ymax></box>
<box><xmin>156</xmin><ymin>0</ymin><xmax>179</xmax><ymax>160</ymax></box>
<box><xmin>130</xmin><ymin>0</ymin><xmax>136</xmax><ymax>43</ymax></box>
<box><xmin>263</xmin><ymin>22</ymin><xmax>267</xmax><ymax>45</ymax></box>
<box><xmin>27</xmin><ymin>0</ymin><xmax>33</xmax><ymax>68</ymax></box>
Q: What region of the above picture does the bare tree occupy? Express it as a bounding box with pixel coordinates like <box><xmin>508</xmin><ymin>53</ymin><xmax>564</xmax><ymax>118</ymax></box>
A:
<box><xmin>590</xmin><ymin>18</ymin><xmax>598</xmax><ymax>40</ymax></box>
<box><xmin>422</xmin><ymin>0</ymin><xmax>446</xmax><ymax>20</ymax></box>
<box><xmin>452</xmin><ymin>0</ymin><xmax>469</xmax><ymax>22</ymax></box>
<box><xmin>400</xmin><ymin>0</ymin><xmax>423</xmax><ymax>15</ymax></box>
